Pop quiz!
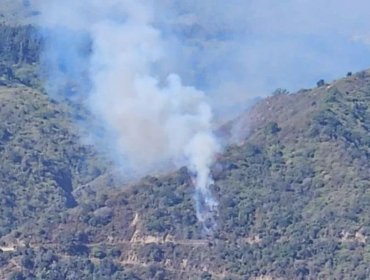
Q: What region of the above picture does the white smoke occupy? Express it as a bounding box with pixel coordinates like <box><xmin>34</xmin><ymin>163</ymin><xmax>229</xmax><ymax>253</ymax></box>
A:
<box><xmin>34</xmin><ymin>0</ymin><xmax>370</xmax><ymax>232</ymax></box>
<box><xmin>36</xmin><ymin>0</ymin><xmax>220</xmax><ymax>230</ymax></box>
<box><xmin>185</xmin><ymin>132</ymin><xmax>219</xmax><ymax>232</ymax></box>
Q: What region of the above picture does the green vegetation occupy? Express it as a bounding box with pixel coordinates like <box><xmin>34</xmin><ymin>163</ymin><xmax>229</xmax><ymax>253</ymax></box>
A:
<box><xmin>0</xmin><ymin>24</ymin><xmax>41</xmax><ymax>87</ymax></box>
<box><xmin>1</xmin><ymin>19</ymin><xmax>370</xmax><ymax>280</ymax></box>
<box><xmin>0</xmin><ymin>85</ymin><xmax>112</xmax><ymax>238</ymax></box>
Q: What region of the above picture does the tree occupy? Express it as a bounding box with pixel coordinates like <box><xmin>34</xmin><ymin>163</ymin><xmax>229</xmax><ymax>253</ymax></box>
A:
<box><xmin>317</xmin><ymin>79</ymin><xmax>325</xmax><ymax>87</ymax></box>
<box><xmin>272</xmin><ymin>88</ymin><xmax>289</xmax><ymax>96</ymax></box>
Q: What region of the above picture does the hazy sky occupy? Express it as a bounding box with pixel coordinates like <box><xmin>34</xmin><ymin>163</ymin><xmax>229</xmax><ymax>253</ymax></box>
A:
<box><xmin>34</xmin><ymin>0</ymin><xmax>370</xmax><ymax>124</ymax></box>
<box><xmin>154</xmin><ymin>0</ymin><xmax>370</xmax><ymax>96</ymax></box>
<box><xmin>34</xmin><ymin>0</ymin><xmax>370</xmax><ymax>98</ymax></box>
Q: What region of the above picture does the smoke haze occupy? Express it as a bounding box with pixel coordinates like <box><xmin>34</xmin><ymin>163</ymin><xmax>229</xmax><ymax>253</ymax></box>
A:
<box><xmin>37</xmin><ymin>0</ymin><xmax>221</xmax><ymax>230</ymax></box>
<box><xmin>34</xmin><ymin>0</ymin><xmax>370</xmax><ymax>230</ymax></box>
<box><xmin>35</xmin><ymin>0</ymin><xmax>370</xmax><ymax>120</ymax></box>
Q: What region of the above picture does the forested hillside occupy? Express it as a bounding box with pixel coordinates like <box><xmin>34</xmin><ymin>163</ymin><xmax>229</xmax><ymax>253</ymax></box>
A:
<box><xmin>0</xmin><ymin>9</ymin><xmax>370</xmax><ymax>280</ymax></box>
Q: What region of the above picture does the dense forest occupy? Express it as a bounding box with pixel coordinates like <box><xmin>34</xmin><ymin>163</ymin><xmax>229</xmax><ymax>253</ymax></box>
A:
<box><xmin>1</xmin><ymin>9</ymin><xmax>370</xmax><ymax>280</ymax></box>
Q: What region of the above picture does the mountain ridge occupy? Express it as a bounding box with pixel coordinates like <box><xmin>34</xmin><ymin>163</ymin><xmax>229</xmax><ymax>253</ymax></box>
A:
<box><xmin>1</xmin><ymin>68</ymin><xmax>370</xmax><ymax>279</ymax></box>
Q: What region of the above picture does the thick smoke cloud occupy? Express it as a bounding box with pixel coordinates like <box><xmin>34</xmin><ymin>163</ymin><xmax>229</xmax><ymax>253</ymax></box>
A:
<box><xmin>37</xmin><ymin>0</ymin><xmax>220</xmax><ymax>230</ymax></box>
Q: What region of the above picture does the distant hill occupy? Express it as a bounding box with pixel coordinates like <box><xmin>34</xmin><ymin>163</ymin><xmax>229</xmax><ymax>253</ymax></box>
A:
<box><xmin>0</xmin><ymin>0</ymin><xmax>40</xmax><ymax>26</ymax></box>
<box><xmin>1</xmin><ymin>17</ymin><xmax>370</xmax><ymax>280</ymax></box>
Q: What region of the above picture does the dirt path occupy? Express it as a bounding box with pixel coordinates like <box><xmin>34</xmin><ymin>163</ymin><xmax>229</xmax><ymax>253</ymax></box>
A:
<box><xmin>23</xmin><ymin>238</ymin><xmax>209</xmax><ymax>249</ymax></box>
<box><xmin>0</xmin><ymin>246</ymin><xmax>15</xmax><ymax>252</ymax></box>
<box><xmin>2</xmin><ymin>239</ymin><xmax>245</xmax><ymax>280</ymax></box>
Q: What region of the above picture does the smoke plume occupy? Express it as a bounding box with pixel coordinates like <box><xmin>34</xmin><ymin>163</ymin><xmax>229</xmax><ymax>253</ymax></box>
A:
<box><xmin>34</xmin><ymin>0</ymin><xmax>370</xmax><ymax>231</ymax></box>
<box><xmin>36</xmin><ymin>0</ymin><xmax>220</xmax><ymax>230</ymax></box>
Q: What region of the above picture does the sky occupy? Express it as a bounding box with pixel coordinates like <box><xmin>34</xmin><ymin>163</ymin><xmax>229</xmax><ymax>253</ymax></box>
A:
<box><xmin>107</xmin><ymin>0</ymin><xmax>370</xmax><ymax>121</ymax></box>
<box><xmin>153</xmin><ymin>0</ymin><xmax>370</xmax><ymax>94</ymax></box>
<box><xmin>32</xmin><ymin>0</ymin><xmax>370</xmax><ymax>102</ymax></box>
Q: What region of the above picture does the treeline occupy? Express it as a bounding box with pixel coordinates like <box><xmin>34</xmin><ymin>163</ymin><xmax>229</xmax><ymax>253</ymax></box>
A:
<box><xmin>0</xmin><ymin>24</ymin><xmax>40</xmax><ymax>65</ymax></box>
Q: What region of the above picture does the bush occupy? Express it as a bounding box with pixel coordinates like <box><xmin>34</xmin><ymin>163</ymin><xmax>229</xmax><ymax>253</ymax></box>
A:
<box><xmin>265</xmin><ymin>122</ymin><xmax>281</xmax><ymax>134</ymax></box>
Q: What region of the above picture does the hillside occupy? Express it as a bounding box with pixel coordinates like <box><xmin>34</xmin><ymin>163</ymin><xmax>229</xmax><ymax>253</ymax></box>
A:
<box><xmin>0</xmin><ymin>0</ymin><xmax>40</xmax><ymax>26</ymax></box>
<box><xmin>0</xmin><ymin>11</ymin><xmax>370</xmax><ymax>280</ymax></box>
<box><xmin>0</xmin><ymin>64</ymin><xmax>370</xmax><ymax>279</ymax></box>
